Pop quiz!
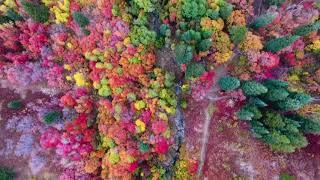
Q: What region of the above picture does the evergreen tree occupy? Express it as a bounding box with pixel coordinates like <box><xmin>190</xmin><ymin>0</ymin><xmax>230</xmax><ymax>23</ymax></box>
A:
<box><xmin>264</xmin><ymin>88</ymin><xmax>289</xmax><ymax>102</ymax></box>
<box><xmin>72</xmin><ymin>12</ymin><xmax>90</xmax><ymax>28</ymax></box>
<box><xmin>250</xmin><ymin>12</ymin><xmax>278</xmax><ymax>29</ymax></box>
<box><xmin>293</xmin><ymin>21</ymin><xmax>320</xmax><ymax>36</ymax></box>
<box><xmin>290</xmin><ymin>115</ymin><xmax>320</xmax><ymax>134</ymax></box>
<box><xmin>43</xmin><ymin>111</ymin><xmax>62</xmax><ymax>124</ymax></box>
<box><xmin>264</xmin><ymin>35</ymin><xmax>300</xmax><ymax>53</ymax></box>
<box><xmin>218</xmin><ymin>76</ymin><xmax>240</xmax><ymax>91</ymax></box>
<box><xmin>241</xmin><ymin>81</ymin><xmax>268</xmax><ymax>96</ymax></box>
<box><xmin>7</xmin><ymin>100</ymin><xmax>23</xmax><ymax>109</ymax></box>
<box><xmin>263</xmin><ymin>79</ymin><xmax>288</xmax><ymax>88</ymax></box>
<box><xmin>262</xmin><ymin>111</ymin><xmax>285</xmax><ymax>128</ymax></box>
<box><xmin>277</xmin><ymin>97</ymin><xmax>302</xmax><ymax>111</ymax></box>
<box><xmin>22</xmin><ymin>1</ymin><xmax>49</xmax><ymax>23</ymax></box>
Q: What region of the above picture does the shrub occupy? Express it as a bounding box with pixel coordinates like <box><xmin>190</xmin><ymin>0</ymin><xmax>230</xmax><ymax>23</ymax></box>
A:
<box><xmin>250</xmin><ymin>12</ymin><xmax>278</xmax><ymax>29</ymax></box>
<box><xmin>264</xmin><ymin>35</ymin><xmax>300</xmax><ymax>53</ymax></box>
<box><xmin>7</xmin><ymin>100</ymin><xmax>23</xmax><ymax>109</ymax></box>
<box><xmin>22</xmin><ymin>1</ymin><xmax>49</xmax><ymax>23</ymax></box>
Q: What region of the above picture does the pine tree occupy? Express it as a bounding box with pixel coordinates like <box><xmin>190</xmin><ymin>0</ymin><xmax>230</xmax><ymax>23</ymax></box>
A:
<box><xmin>264</xmin><ymin>35</ymin><xmax>300</xmax><ymax>53</ymax></box>
<box><xmin>292</xmin><ymin>92</ymin><xmax>312</xmax><ymax>105</ymax></box>
<box><xmin>218</xmin><ymin>76</ymin><xmax>240</xmax><ymax>91</ymax></box>
<box><xmin>22</xmin><ymin>1</ymin><xmax>49</xmax><ymax>23</ymax></box>
<box><xmin>250</xmin><ymin>12</ymin><xmax>278</xmax><ymax>29</ymax></box>
<box><xmin>277</xmin><ymin>97</ymin><xmax>302</xmax><ymax>111</ymax></box>
<box><xmin>293</xmin><ymin>21</ymin><xmax>320</xmax><ymax>36</ymax></box>
<box><xmin>72</xmin><ymin>12</ymin><xmax>90</xmax><ymax>28</ymax></box>
<box><xmin>263</xmin><ymin>79</ymin><xmax>288</xmax><ymax>88</ymax></box>
<box><xmin>291</xmin><ymin>115</ymin><xmax>320</xmax><ymax>134</ymax></box>
<box><xmin>237</xmin><ymin>108</ymin><xmax>254</xmax><ymax>121</ymax></box>
<box><xmin>241</xmin><ymin>81</ymin><xmax>268</xmax><ymax>96</ymax></box>
<box><xmin>264</xmin><ymin>88</ymin><xmax>289</xmax><ymax>102</ymax></box>
<box><xmin>262</xmin><ymin>111</ymin><xmax>285</xmax><ymax>128</ymax></box>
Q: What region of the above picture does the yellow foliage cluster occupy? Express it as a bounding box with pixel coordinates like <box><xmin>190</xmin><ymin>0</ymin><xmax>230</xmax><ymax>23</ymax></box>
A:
<box><xmin>239</xmin><ymin>31</ymin><xmax>263</xmax><ymax>51</ymax></box>
<box><xmin>306</xmin><ymin>40</ymin><xmax>320</xmax><ymax>53</ymax></box>
<box><xmin>200</xmin><ymin>17</ymin><xmax>224</xmax><ymax>31</ymax></box>
<box><xmin>0</xmin><ymin>0</ymin><xmax>17</xmax><ymax>14</ymax></box>
<box><xmin>212</xmin><ymin>31</ymin><xmax>233</xmax><ymax>63</ymax></box>
<box><xmin>228</xmin><ymin>10</ymin><xmax>246</xmax><ymax>26</ymax></box>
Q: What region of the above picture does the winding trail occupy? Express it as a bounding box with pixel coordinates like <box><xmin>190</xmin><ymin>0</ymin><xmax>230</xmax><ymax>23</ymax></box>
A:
<box><xmin>196</xmin><ymin>65</ymin><xmax>228</xmax><ymax>179</ymax></box>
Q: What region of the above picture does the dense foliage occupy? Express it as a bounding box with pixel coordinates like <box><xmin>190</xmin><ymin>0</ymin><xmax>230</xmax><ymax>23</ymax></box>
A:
<box><xmin>0</xmin><ymin>0</ymin><xmax>319</xmax><ymax>179</ymax></box>
<box><xmin>218</xmin><ymin>77</ymin><xmax>320</xmax><ymax>152</ymax></box>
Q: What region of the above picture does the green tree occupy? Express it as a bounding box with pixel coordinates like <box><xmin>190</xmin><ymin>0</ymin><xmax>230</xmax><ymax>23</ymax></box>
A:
<box><xmin>293</xmin><ymin>21</ymin><xmax>320</xmax><ymax>36</ymax></box>
<box><xmin>218</xmin><ymin>76</ymin><xmax>240</xmax><ymax>91</ymax></box>
<box><xmin>0</xmin><ymin>167</ymin><xmax>15</xmax><ymax>180</ymax></box>
<box><xmin>263</xmin><ymin>79</ymin><xmax>288</xmax><ymax>88</ymax></box>
<box><xmin>185</xmin><ymin>63</ymin><xmax>205</xmax><ymax>78</ymax></box>
<box><xmin>43</xmin><ymin>111</ymin><xmax>62</xmax><ymax>124</ymax></box>
<box><xmin>250</xmin><ymin>12</ymin><xmax>278</xmax><ymax>29</ymax></box>
<box><xmin>22</xmin><ymin>1</ymin><xmax>49</xmax><ymax>23</ymax></box>
<box><xmin>133</xmin><ymin>0</ymin><xmax>154</xmax><ymax>12</ymax></box>
<box><xmin>175</xmin><ymin>43</ymin><xmax>193</xmax><ymax>64</ymax></box>
<box><xmin>262</xmin><ymin>111</ymin><xmax>285</xmax><ymax>128</ymax></box>
<box><xmin>264</xmin><ymin>35</ymin><xmax>300</xmax><ymax>53</ymax></box>
<box><xmin>72</xmin><ymin>12</ymin><xmax>90</xmax><ymax>28</ymax></box>
<box><xmin>277</xmin><ymin>97</ymin><xmax>302</xmax><ymax>111</ymax></box>
<box><xmin>219</xmin><ymin>1</ymin><xmax>233</xmax><ymax>20</ymax></box>
<box><xmin>129</xmin><ymin>25</ymin><xmax>156</xmax><ymax>46</ymax></box>
<box><xmin>197</xmin><ymin>38</ymin><xmax>212</xmax><ymax>52</ymax></box>
<box><xmin>241</xmin><ymin>81</ymin><xmax>268</xmax><ymax>96</ymax></box>
<box><xmin>7</xmin><ymin>100</ymin><xmax>23</xmax><ymax>109</ymax></box>
<box><xmin>181</xmin><ymin>0</ymin><xmax>207</xmax><ymax>20</ymax></box>
<box><xmin>291</xmin><ymin>115</ymin><xmax>320</xmax><ymax>134</ymax></box>
<box><xmin>229</xmin><ymin>25</ymin><xmax>247</xmax><ymax>45</ymax></box>
<box><xmin>264</xmin><ymin>88</ymin><xmax>289</xmax><ymax>102</ymax></box>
